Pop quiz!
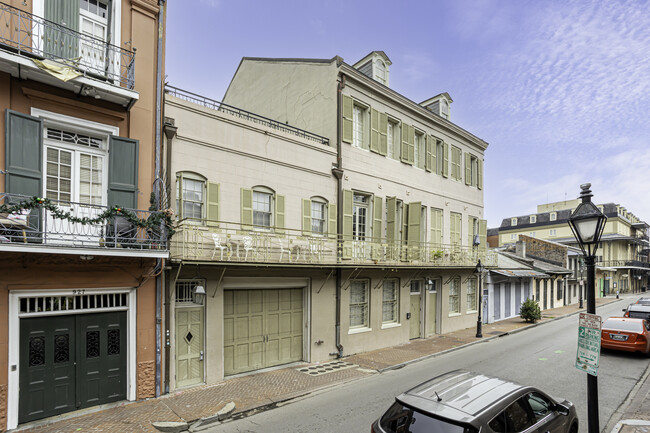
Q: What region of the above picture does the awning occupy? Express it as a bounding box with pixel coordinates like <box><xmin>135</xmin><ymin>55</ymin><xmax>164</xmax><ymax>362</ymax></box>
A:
<box><xmin>489</xmin><ymin>269</ymin><xmax>549</xmax><ymax>278</ymax></box>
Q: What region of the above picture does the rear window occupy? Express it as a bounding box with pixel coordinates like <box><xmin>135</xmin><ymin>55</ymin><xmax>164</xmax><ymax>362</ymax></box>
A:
<box><xmin>628</xmin><ymin>311</ymin><xmax>650</xmax><ymax>320</ymax></box>
<box><xmin>603</xmin><ymin>319</ymin><xmax>643</xmax><ymax>332</ymax></box>
<box><xmin>379</xmin><ymin>401</ymin><xmax>477</xmax><ymax>433</ymax></box>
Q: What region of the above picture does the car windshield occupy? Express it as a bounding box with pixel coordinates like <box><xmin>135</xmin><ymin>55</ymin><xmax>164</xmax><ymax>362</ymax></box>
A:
<box><xmin>379</xmin><ymin>401</ymin><xmax>478</xmax><ymax>433</ymax></box>
<box><xmin>603</xmin><ymin>319</ymin><xmax>643</xmax><ymax>332</ymax></box>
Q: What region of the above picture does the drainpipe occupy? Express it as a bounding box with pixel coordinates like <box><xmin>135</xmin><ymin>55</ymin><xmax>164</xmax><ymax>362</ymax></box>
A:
<box><xmin>331</xmin><ymin>71</ymin><xmax>346</xmax><ymax>359</ymax></box>
<box><xmin>154</xmin><ymin>0</ymin><xmax>166</xmax><ymax>398</ymax></box>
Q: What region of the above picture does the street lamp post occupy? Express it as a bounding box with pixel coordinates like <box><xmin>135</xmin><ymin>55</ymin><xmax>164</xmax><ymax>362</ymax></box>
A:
<box><xmin>568</xmin><ymin>183</ymin><xmax>607</xmax><ymax>433</ymax></box>
<box><xmin>475</xmin><ymin>259</ymin><xmax>485</xmax><ymax>338</ymax></box>
<box><xmin>579</xmin><ymin>258</ymin><xmax>584</xmax><ymax>309</ymax></box>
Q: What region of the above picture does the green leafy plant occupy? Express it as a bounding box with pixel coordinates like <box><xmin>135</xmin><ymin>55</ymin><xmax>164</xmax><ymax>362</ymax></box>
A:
<box><xmin>520</xmin><ymin>298</ymin><xmax>542</xmax><ymax>323</ymax></box>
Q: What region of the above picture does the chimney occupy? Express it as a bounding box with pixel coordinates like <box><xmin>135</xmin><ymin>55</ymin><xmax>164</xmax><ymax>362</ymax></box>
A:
<box><xmin>516</xmin><ymin>240</ymin><xmax>526</xmax><ymax>258</ymax></box>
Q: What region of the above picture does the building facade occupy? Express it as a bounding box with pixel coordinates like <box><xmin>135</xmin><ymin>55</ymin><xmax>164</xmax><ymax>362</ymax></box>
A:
<box><xmin>0</xmin><ymin>0</ymin><xmax>167</xmax><ymax>429</ymax></box>
<box><xmin>496</xmin><ymin>199</ymin><xmax>650</xmax><ymax>297</ymax></box>
<box><xmin>161</xmin><ymin>51</ymin><xmax>494</xmax><ymax>389</ymax></box>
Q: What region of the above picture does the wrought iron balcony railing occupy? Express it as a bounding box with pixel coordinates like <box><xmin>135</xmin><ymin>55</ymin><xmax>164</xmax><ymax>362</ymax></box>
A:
<box><xmin>165</xmin><ymin>86</ymin><xmax>330</xmax><ymax>145</ymax></box>
<box><xmin>0</xmin><ymin>193</ymin><xmax>167</xmax><ymax>252</ymax></box>
<box><xmin>0</xmin><ymin>2</ymin><xmax>135</xmax><ymax>89</ymax></box>
<box><xmin>598</xmin><ymin>260</ymin><xmax>650</xmax><ymax>269</ymax></box>
<box><xmin>171</xmin><ymin>220</ymin><xmax>497</xmax><ymax>268</ymax></box>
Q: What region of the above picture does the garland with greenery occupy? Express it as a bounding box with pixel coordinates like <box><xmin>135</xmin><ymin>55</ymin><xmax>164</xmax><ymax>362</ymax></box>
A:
<box><xmin>0</xmin><ymin>195</ymin><xmax>175</xmax><ymax>238</ymax></box>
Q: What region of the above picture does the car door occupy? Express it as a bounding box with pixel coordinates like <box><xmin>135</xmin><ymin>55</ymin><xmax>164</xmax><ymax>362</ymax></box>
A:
<box><xmin>526</xmin><ymin>392</ymin><xmax>568</xmax><ymax>433</ymax></box>
<box><xmin>487</xmin><ymin>397</ymin><xmax>535</xmax><ymax>433</ymax></box>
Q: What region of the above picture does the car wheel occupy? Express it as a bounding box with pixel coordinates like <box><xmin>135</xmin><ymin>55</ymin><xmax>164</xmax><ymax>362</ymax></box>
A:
<box><xmin>570</xmin><ymin>423</ymin><xmax>578</xmax><ymax>433</ymax></box>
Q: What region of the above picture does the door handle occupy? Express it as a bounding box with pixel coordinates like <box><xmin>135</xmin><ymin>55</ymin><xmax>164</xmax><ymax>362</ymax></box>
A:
<box><xmin>199</xmin><ymin>350</ymin><xmax>204</xmax><ymax>361</ymax></box>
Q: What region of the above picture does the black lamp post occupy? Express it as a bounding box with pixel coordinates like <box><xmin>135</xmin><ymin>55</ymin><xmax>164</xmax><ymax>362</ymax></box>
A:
<box><xmin>568</xmin><ymin>183</ymin><xmax>607</xmax><ymax>433</ymax></box>
<box><xmin>475</xmin><ymin>259</ymin><xmax>485</xmax><ymax>338</ymax></box>
<box><xmin>579</xmin><ymin>257</ymin><xmax>584</xmax><ymax>309</ymax></box>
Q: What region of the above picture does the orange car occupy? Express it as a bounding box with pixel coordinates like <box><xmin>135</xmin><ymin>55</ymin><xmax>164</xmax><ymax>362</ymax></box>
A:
<box><xmin>601</xmin><ymin>317</ymin><xmax>650</xmax><ymax>355</ymax></box>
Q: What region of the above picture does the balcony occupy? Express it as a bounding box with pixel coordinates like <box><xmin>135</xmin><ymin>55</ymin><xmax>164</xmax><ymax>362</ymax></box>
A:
<box><xmin>170</xmin><ymin>221</ymin><xmax>497</xmax><ymax>268</ymax></box>
<box><xmin>0</xmin><ymin>2</ymin><xmax>136</xmax><ymax>105</ymax></box>
<box><xmin>598</xmin><ymin>260</ymin><xmax>650</xmax><ymax>269</ymax></box>
<box><xmin>0</xmin><ymin>193</ymin><xmax>168</xmax><ymax>258</ymax></box>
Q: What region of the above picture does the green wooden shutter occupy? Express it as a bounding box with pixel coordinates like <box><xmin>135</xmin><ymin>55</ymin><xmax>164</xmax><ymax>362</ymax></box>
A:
<box><xmin>328</xmin><ymin>203</ymin><xmax>337</xmax><ymax>239</ymax></box>
<box><xmin>378</xmin><ymin>113</ymin><xmax>388</xmax><ymax>155</ymax></box>
<box><xmin>175</xmin><ymin>172</ymin><xmax>184</xmax><ymax>219</ymax></box>
<box><xmin>478</xmin><ymin>157</ymin><xmax>483</xmax><ymax>190</ymax></box>
<box><xmin>479</xmin><ymin>219</ymin><xmax>487</xmax><ymax>250</ymax></box>
<box><xmin>468</xmin><ymin>216</ymin><xmax>474</xmax><ymax>246</ymax></box>
<box><xmin>425</xmin><ymin>135</ymin><xmax>433</xmax><ymax>172</ymax></box>
<box><xmin>465</xmin><ymin>152</ymin><xmax>472</xmax><ymax>185</ymax></box>
<box><xmin>108</xmin><ymin>136</ymin><xmax>139</xmax><ymax>209</ymax></box>
<box><xmin>386</xmin><ymin>197</ymin><xmax>396</xmax><ymax>244</ymax></box>
<box><xmin>45</xmin><ymin>0</ymin><xmax>79</xmax><ymax>58</ymax></box>
<box><xmin>442</xmin><ymin>141</ymin><xmax>449</xmax><ymax>178</ymax></box>
<box><xmin>450</xmin><ymin>212</ymin><xmax>461</xmax><ymax>246</ymax></box>
<box><xmin>342</xmin><ymin>189</ymin><xmax>353</xmax><ymax>241</ymax></box>
<box><xmin>407</xmin><ymin>202</ymin><xmax>421</xmax><ymax>260</ymax></box>
<box><xmin>400</xmin><ymin>125</ymin><xmax>409</xmax><ymax>164</ymax></box>
<box><xmin>275</xmin><ymin>194</ymin><xmax>285</xmax><ymax>233</ymax></box>
<box><xmin>370</xmin><ymin>108</ymin><xmax>379</xmax><ymax>153</ymax></box>
<box><xmin>302</xmin><ymin>198</ymin><xmax>312</xmax><ymax>235</ymax></box>
<box><xmin>430</xmin><ymin>208</ymin><xmax>442</xmax><ymax>247</ymax></box>
<box><xmin>5</xmin><ymin>110</ymin><xmax>43</xmax><ymax>197</ymax></box>
<box><xmin>372</xmin><ymin>196</ymin><xmax>382</xmax><ymax>241</ymax></box>
<box><xmin>408</xmin><ymin>125</ymin><xmax>415</xmax><ymax>164</ymax></box>
<box><xmin>432</xmin><ymin>138</ymin><xmax>438</xmax><ymax>175</ymax></box>
<box><xmin>342</xmin><ymin>95</ymin><xmax>353</xmax><ymax>144</ymax></box>
<box><xmin>241</xmin><ymin>188</ymin><xmax>253</xmax><ymax>230</ymax></box>
<box><xmin>206</xmin><ymin>182</ymin><xmax>220</xmax><ymax>226</ymax></box>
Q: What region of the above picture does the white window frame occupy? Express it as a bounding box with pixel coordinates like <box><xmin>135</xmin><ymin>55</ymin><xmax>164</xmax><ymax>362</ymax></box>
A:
<box><xmin>353</xmin><ymin>192</ymin><xmax>371</xmax><ymax>241</ymax></box>
<box><xmin>467</xmin><ymin>277</ymin><xmax>477</xmax><ymax>312</ymax></box>
<box><xmin>252</xmin><ymin>186</ymin><xmax>275</xmax><ymax>230</ymax></box>
<box><xmin>310</xmin><ymin>197</ymin><xmax>327</xmax><ymax>235</ymax></box>
<box><xmin>374</xmin><ymin>59</ymin><xmax>386</xmax><ymax>84</ymax></box>
<box><xmin>449</xmin><ymin>277</ymin><xmax>460</xmax><ymax>315</ymax></box>
<box><xmin>352</xmin><ymin>104</ymin><xmax>368</xmax><ymax>150</ymax></box>
<box><xmin>414</xmin><ymin>130</ymin><xmax>425</xmax><ymax>169</ymax></box>
<box><xmin>529</xmin><ymin>232</ymin><xmax>536</xmax><ymax>237</ymax></box>
<box><xmin>511</xmin><ymin>234</ymin><xmax>517</xmax><ymax>240</ymax></box>
<box><xmin>435</xmin><ymin>139</ymin><xmax>444</xmax><ymax>174</ymax></box>
<box><xmin>549</xmin><ymin>229</ymin><xmax>557</xmax><ymax>237</ymax></box>
<box><xmin>176</xmin><ymin>172</ymin><xmax>206</xmax><ymax>222</ymax></box>
<box><xmin>349</xmin><ymin>280</ymin><xmax>370</xmax><ymax>331</ymax></box>
<box><xmin>469</xmin><ymin>154</ymin><xmax>479</xmax><ymax>186</ymax></box>
<box><xmin>382</xmin><ymin>278</ymin><xmax>399</xmax><ymax>325</ymax></box>
<box><xmin>512</xmin><ymin>218</ymin><xmax>518</xmax><ymax>226</ymax></box>
<box><xmin>550</xmin><ymin>212</ymin><xmax>557</xmax><ymax>221</ymax></box>
<box><xmin>387</xmin><ymin>118</ymin><xmax>400</xmax><ymax>160</ymax></box>
<box><xmin>530</xmin><ymin>215</ymin><xmax>537</xmax><ymax>224</ymax></box>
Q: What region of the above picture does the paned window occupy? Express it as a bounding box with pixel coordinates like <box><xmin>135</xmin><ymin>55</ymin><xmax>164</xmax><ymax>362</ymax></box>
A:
<box><xmin>177</xmin><ymin>177</ymin><xmax>204</xmax><ymax>220</ymax></box>
<box><xmin>468</xmin><ymin>154</ymin><xmax>479</xmax><ymax>186</ymax></box>
<box><xmin>353</xmin><ymin>105</ymin><xmax>366</xmax><ymax>149</ymax></box>
<box><xmin>450</xmin><ymin>212</ymin><xmax>462</xmax><ymax>246</ymax></box>
<box><xmin>430</xmin><ymin>208</ymin><xmax>443</xmax><ymax>247</ymax></box>
<box><xmin>550</xmin><ymin>212</ymin><xmax>557</xmax><ymax>221</ymax></box>
<box><xmin>449</xmin><ymin>277</ymin><xmax>460</xmax><ymax>313</ymax></box>
<box><xmin>414</xmin><ymin>131</ymin><xmax>425</xmax><ymax>169</ymax></box>
<box><xmin>549</xmin><ymin>229</ymin><xmax>557</xmax><ymax>236</ymax></box>
<box><xmin>353</xmin><ymin>193</ymin><xmax>369</xmax><ymax>241</ymax></box>
<box><xmin>253</xmin><ymin>190</ymin><xmax>273</xmax><ymax>228</ymax></box>
<box><xmin>311</xmin><ymin>200</ymin><xmax>326</xmax><ymax>234</ymax></box>
<box><xmin>382</xmin><ymin>279</ymin><xmax>399</xmax><ymax>323</ymax></box>
<box><xmin>387</xmin><ymin>120</ymin><xmax>400</xmax><ymax>160</ymax></box>
<box><xmin>350</xmin><ymin>280</ymin><xmax>369</xmax><ymax>328</ymax></box>
<box><xmin>374</xmin><ymin>59</ymin><xmax>386</xmax><ymax>84</ymax></box>
<box><xmin>451</xmin><ymin>146</ymin><xmax>462</xmax><ymax>180</ymax></box>
<box><xmin>467</xmin><ymin>278</ymin><xmax>477</xmax><ymax>311</ymax></box>
<box><xmin>512</xmin><ymin>218</ymin><xmax>518</xmax><ymax>226</ymax></box>
<box><xmin>530</xmin><ymin>215</ymin><xmax>537</xmax><ymax>224</ymax></box>
<box><xmin>435</xmin><ymin>139</ymin><xmax>444</xmax><ymax>174</ymax></box>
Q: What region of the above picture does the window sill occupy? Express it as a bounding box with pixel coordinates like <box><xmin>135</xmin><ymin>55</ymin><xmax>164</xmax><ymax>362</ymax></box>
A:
<box><xmin>448</xmin><ymin>312</ymin><xmax>461</xmax><ymax>317</ymax></box>
<box><xmin>381</xmin><ymin>322</ymin><xmax>401</xmax><ymax>329</ymax></box>
<box><xmin>466</xmin><ymin>309</ymin><xmax>478</xmax><ymax>314</ymax></box>
<box><xmin>348</xmin><ymin>326</ymin><xmax>372</xmax><ymax>335</ymax></box>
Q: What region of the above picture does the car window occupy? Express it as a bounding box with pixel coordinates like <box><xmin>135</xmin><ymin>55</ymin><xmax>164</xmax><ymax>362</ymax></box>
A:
<box><xmin>379</xmin><ymin>401</ymin><xmax>478</xmax><ymax>433</ymax></box>
<box><xmin>604</xmin><ymin>319</ymin><xmax>644</xmax><ymax>332</ymax></box>
<box><xmin>489</xmin><ymin>398</ymin><xmax>534</xmax><ymax>432</ymax></box>
<box><xmin>526</xmin><ymin>392</ymin><xmax>552</xmax><ymax>423</ymax></box>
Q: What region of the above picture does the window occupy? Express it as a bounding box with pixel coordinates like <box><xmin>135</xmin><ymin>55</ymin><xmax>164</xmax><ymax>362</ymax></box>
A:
<box><xmin>253</xmin><ymin>188</ymin><xmax>273</xmax><ymax>228</ymax></box>
<box><xmin>450</xmin><ymin>146</ymin><xmax>462</xmax><ymax>181</ymax></box>
<box><xmin>374</xmin><ymin>59</ymin><xmax>386</xmax><ymax>84</ymax></box>
<box><xmin>387</xmin><ymin>119</ymin><xmax>400</xmax><ymax>160</ymax></box>
<box><xmin>549</xmin><ymin>229</ymin><xmax>557</xmax><ymax>236</ymax></box>
<box><xmin>430</xmin><ymin>208</ymin><xmax>443</xmax><ymax>247</ymax></box>
<box><xmin>466</xmin><ymin>153</ymin><xmax>479</xmax><ymax>187</ymax></box>
<box><xmin>427</xmin><ymin>279</ymin><xmax>439</xmax><ymax>293</ymax></box>
<box><xmin>557</xmin><ymin>281</ymin><xmax>563</xmax><ymax>300</ymax></box>
<box><xmin>311</xmin><ymin>199</ymin><xmax>326</xmax><ymax>234</ymax></box>
<box><xmin>512</xmin><ymin>218</ymin><xmax>518</xmax><ymax>226</ymax></box>
<box><xmin>352</xmin><ymin>105</ymin><xmax>367</xmax><ymax>149</ymax></box>
<box><xmin>435</xmin><ymin>139</ymin><xmax>444</xmax><ymax>174</ymax></box>
<box><xmin>414</xmin><ymin>131</ymin><xmax>425</xmax><ymax>169</ymax></box>
<box><xmin>79</xmin><ymin>0</ymin><xmax>109</xmax><ymax>71</ymax></box>
<box><xmin>526</xmin><ymin>392</ymin><xmax>553</xmax><ymax>423</ymax></box>
<box><xmin>550</xmin><ymin>212</ymin><xmax>557</xmax><ymax>221</ymax></box>
<box><xmin>450</xmin><ymin>212</ymin><xmax>462</xmax><ymax>246</ymax></box>
<box><xmin>440</xmin><ymin>99</ymin><xmax>449</xmax><ymax>119</ymax></box>
<box><xmin>529</xmin><ymin>232</ymin><xmax>536</xmax><ymax>237</ymax></box>
<box><xmin>449</xmin><ymin>277</ymin><xmax>460</xmax><ymax>314</ymax></box>
<box><xmin>489</xmin><ymin>398</ymin><xmax>535</xmax><ymax>433</ymax></box>
<box><xmin>177</xmin><ymin>176</ymin><xmax>205</xmax><ymax>220</ymax></box>
<box><xmin>382</xmin><ymin>279</ymin><xmax>399</xmax><ymax>324</ymax></box>
<box><xmin>530</xmin><ymin>215</ymin><xmax>537</xmax><ymax>224</ymax></box>
<box><xmin>469</xmin><ymin>216</ymin><xmax>479</xmax><ymax>247</ymax></box>
<box><xmin>353</xmin><ymin>193</ymin><xmax>370</xmax><ymax>241</ymax></box>
<box><xmin>350</xmin><ymin>280</ymin><xmax>369</xmax><ymax>328</ymax></box>
<box><xmin>467</xmin><ymin>278</ymin><xmax>477</xmax><ymax>311</ymax></box>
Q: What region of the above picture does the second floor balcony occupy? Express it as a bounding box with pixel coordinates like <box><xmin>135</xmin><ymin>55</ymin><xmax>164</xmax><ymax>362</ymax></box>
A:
<box><xmin>0</xmin><ymin>193</ymin><xmax>168</xmax><ymax>258</ymax></box>
<box><xmin>170</xmin><ymin>220</ymin><xmax>496</xmax><ymax>268</ymax></box>
<box><xmin>0</xmin><ymin>2</ymin><xmax>136</xmax><ymax>104</ymax></box>
<box><xmin>599</xmin><ymin>260</ymin><xmax>650</xmax><ymax>270</ymax></box>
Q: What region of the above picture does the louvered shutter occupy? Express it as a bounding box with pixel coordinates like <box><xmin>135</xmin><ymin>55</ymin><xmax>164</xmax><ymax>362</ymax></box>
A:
<box><xmin>479</xmin><ymin>219</ymin><xmax>487</xmax><ymax>250</ymax></box>
<box><xmin>378</xmin><ymin>112</ymin><xmax>388</xmax><ymax>156</ymax></box>
<box><xmin>442</xmin><ymin>141</ymin><xmax>449</xmax><ymax>178</ymax></box>
<box><xmin>206</xmin><ymin>182</ymin><xmax>220</xmax><ymax>226</ymax></box>
<box><xmin>407</xmin><ymin>125</ymin><xmax>415</xmax><ymax>164</ymax></box>
<box><xmin>370</xmin><ymin>108</ymin><xmax>379</xmax><ymax>153</ymax></box>
<box><xmin>425</xmin><ymin>135</ymin><xmax>433</xmax><ymax>172</ymax></box>
<box><xmin>400</xmin><ymin>124</ymin><xmax>409</xmax><ymax>164</ymax></box>
<box><xmin>328</xmin><ymin>203</ymin><xmax>337</xmax><ymax>239</ymax></box>
<box><xmin>302</xmin><ymin>198</ymin><xmax>312</xmax><ymax>235</ymax></box>
<box><xmin>275</xmin><ymin>194</ymin><xmax>285</xmax><ymax>233</ymax></box>
<box><xmin>386</xmin><ymin>197</ymin><xmax>396</xmax><ymax>244</ymax></box>
<box><xmin>342</xmin><ymin>190</ymin><xmax>353</xmax><ymax>259</ymax></box>
<box><xmin>372</xmin><ymin>196</ymin><xmax>382</xmax><ymax>241</ymax></box>
<box><xmin>430</xmin><ymin>208</ymin><xmax>443</xmax><ymax>247</ymax></box>
<box><xmin>240</xmin><ymin>188</ymin><xmax>253</xmax><ymax>230</ymax></box>
<box><xmin>108</xmin><ymin>136</ymin><xmax>138</xmax><ymax>209</ymax></box>
<box><xmin>432</xmin><ymin>138</ymin><xmax>438</xmax><ymax>175</ymax></box>
<box><xmin>407</xmin><ymin>202</ymin><xmax>421</xmax><ymax>261</ymax></box>
<box><xmin>45</xmin><ymin>0</ymin><xmax>79</xmax><ymax>58</ymax></box>
<box><xmin>342</xmin><ymin>95</ymin><xmax>353</xmax><ymax>144</ymax></box>
<box><xmin>478</xmin><ymin>158</ymin><xmax>483</xmax><ymax>190</ymax></box>
<box><xmin>465</xmin><ymin>152</ymin><xmax>472</xmax><ymax>185</ymax></box>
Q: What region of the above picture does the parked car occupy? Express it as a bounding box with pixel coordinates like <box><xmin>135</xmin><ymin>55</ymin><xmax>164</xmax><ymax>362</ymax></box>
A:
<box><xmin>371</xmin><ymin>370</ymin><xmax>578</xmax><ymax>433</ymax></box>
<box><xmin>601</xmin><ymin>317</ymin><xmax>650</xmax><ymax>355</ymax></box>
<box><xmin>622</xmin><ymin>304</ymin><xmax>650</xmax><ymax>320</ymax></box>
<box><xmin>635</xmin><ymin>297</ymin><xmax>650</xmax><ymax>306</ymax></box>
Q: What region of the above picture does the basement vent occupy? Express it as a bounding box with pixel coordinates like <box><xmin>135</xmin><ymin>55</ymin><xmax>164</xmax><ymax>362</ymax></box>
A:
<box><xmin>297</xmin><ymin>360</ymin><xmax>358</xmax><ymax>376</ymax></box>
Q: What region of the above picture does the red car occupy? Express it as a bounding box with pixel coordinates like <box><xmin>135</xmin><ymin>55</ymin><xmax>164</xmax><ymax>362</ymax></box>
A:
<box><xmin>601</xmin><ymin>317</ymin><xmax>650</xmax><ymax>355</ymax></box>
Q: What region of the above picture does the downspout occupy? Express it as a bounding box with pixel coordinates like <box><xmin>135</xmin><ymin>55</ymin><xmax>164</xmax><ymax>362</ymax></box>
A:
<box><xmin>154</xmin><ymin>0</ymin><xmax>166</xmax><ymax>398</ymax></box>
<box><xmin>331</xmin><ymin>71</ymin><xmax>346</xmax><ymax>359</ymax></box>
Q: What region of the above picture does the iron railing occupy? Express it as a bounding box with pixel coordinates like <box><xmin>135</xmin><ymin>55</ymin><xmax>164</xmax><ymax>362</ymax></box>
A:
<box><xmin>0</xmin><ymin>2</ymin><xmax>135</xmax><ymax>88</ymax></box>
<box><xmin>0</xmin><ymin>193</ymin><xmax>167</xmax><ymax>251</ymax></box>
<box><xmin>165</xmin><ymin>86</ymin><xmax>330</xmax><ymax>145</ymax></box>
<box><xmin>171</xmin><ymin>220</ymin><xmax>497</xmax><ymax>267</ymax></box>
<box><xmin>598</xmin><ymin>260</ymin><xmax>650</xmax><ymax>269</ymax></box>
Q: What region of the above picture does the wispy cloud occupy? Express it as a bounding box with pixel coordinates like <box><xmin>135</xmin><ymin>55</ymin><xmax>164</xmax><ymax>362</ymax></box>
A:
<box><xmin>198</xmin><ymin>0</ymin><xmax>220</xmax><ymax>9</ymax></box>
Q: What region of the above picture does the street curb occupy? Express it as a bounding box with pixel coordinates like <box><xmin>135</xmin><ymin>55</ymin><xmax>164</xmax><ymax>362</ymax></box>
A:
<box><xmin>604</xmin><ymin>361</ymin><xmax>650</xmax><ymax>433</ymax></box>
<box><xmin>377</xmin><ymin>298</ymin><xmax>623</xmax><ymax>373</ymax></box>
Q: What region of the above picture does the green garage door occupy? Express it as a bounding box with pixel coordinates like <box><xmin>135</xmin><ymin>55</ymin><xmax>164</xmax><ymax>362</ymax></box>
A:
<box><xmin>19</xmin><ymin>312</ymin><xmax>127</xmax><ymax>423</ymax></box>
<box><xmin>223</xmin><ymin>289</ymin><xmax>303</xmax><ymax>376</ymax></box>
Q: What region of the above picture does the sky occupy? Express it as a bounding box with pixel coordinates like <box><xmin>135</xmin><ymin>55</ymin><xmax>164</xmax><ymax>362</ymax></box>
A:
<box><xmin>165</xmin><ymin>0</ymin><xmax>650</xmax><ymax>228</ymax></box>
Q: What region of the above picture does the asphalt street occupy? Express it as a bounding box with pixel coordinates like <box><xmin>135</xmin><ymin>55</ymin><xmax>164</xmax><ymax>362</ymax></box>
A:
<box><xmin>208</xmin><ymin>297</ymin><xmax>648</xmax><ymax>433</ymax></box>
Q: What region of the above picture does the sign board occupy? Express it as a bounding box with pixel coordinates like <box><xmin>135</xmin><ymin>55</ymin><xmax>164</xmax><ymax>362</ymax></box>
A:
<box><xmin>575</xmin><ymin>313</ymin><xmax>601</xmax><ymax>376</ymax></box>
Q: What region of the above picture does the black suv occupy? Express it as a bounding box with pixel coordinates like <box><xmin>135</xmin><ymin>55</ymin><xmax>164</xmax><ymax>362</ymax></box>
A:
<box><xmin>372</xmin><ymin>370</ymin><xmax>578</xmax><ymax>433</ymax></box>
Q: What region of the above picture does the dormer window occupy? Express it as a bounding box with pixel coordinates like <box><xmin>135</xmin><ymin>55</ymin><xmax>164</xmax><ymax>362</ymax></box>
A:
<box><xmin>511</xmin><ymin>218</ymin><xmax>518</xmax><ymax>226</ymax></box>
<box><xmin>530</xmin><ymin>215</ymin><xmax>537</xmax><ymax>224</ymax></box>
<box><xmin>440</xmin><ymin>99</ymin><xmax>449</xmax><ymax>119</ymax></box>
<box><xmin>550</xmin><ymin>212</ymin><xmax>557</xmax><ymax>221</ymax></box>
<box><xmin>374</xmin><ymin>59</ymin><xmax>386</xmax><ymax>85</ymax></box>
<box><xmin>352</xmin><ymin>51</ymin><xmax>391</xmax><ymax>87</ymax></box>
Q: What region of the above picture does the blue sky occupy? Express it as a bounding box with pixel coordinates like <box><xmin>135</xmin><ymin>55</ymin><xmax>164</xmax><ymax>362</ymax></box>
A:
<box><xmin>165</xmin><ymin>0</ymin><xmax>650</xmax><ymax>228</ymax></box>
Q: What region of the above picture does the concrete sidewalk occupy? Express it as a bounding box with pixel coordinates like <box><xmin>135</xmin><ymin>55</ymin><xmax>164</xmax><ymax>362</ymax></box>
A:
<box><xmin>14</xmin><ymin>295</ymin><xmax>641</xmax><ymax>433</ymax></box>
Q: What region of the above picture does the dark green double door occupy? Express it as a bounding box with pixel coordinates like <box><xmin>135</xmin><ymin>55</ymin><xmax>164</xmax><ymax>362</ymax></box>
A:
<box><xmin>19</xmin><ymin>312</ymin><xmax>127</xmax><ymax>423</ymax></box>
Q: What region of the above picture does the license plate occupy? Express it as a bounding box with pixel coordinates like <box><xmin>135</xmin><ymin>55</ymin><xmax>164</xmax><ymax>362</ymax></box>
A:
<box><xmin>610</xmin><ymin>334</ymin><xmax>628</xmax><ymax>341</ymax></box>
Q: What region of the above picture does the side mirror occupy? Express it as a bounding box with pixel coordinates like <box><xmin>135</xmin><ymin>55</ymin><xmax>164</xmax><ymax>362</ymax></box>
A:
<box><xmin>554</xmin><ymin>404</ymin><xmax>570</xmax><ymax>416</ymax></box>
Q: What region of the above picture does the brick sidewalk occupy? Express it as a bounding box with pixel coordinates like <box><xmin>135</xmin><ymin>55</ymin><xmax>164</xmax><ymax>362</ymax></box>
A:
<box><xmin>14</xmin><ymin>296</ymin><xmax>630</xmax><ymax>433</ymax></box>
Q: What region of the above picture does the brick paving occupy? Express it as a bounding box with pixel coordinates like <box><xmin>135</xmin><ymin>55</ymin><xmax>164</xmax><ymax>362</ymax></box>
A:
<box><xmin>15</xmin><ymin>295</ymin><xmax>647</xmax><ymax>433</ymax></box>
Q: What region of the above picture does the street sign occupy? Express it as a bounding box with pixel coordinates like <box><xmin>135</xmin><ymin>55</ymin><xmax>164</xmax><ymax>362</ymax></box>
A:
<box><xmin>576</xmin><ymin>313</ymin><xmax>601</xmax><ymax>376</ymax></box>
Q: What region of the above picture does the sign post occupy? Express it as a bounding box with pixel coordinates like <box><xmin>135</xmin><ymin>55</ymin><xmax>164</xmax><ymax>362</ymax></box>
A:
<box><xmin>576</xmin><ymin>312</ymin><xmax>601</xmax><ymax>376</ymax></box>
